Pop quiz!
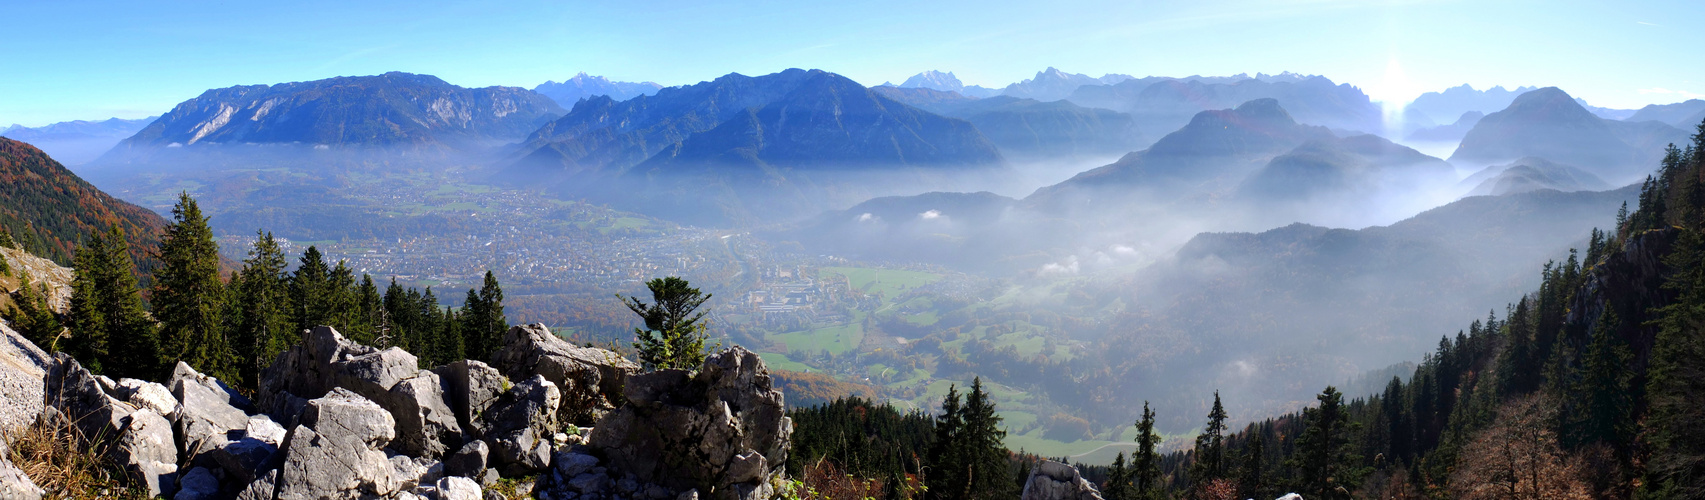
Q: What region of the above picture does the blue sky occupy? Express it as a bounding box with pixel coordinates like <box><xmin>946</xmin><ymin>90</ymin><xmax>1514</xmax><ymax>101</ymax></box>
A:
<box><xmin>3</xmin><ymin>0</ymin><xmax>1700</xmax><ymax>126</ymax></box>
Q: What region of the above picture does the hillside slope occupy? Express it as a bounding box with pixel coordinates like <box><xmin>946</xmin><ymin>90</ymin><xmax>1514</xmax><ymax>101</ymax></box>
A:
<box><xmin>0</xmin><ymin>137</ymin><xmax>165</xmax><ymax>266</ymax></box>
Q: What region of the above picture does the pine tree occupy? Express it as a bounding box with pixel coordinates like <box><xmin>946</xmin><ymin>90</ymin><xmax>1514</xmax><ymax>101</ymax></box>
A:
<box><xmin>4</xmin><ymin>281</ymin><xmax>62</xmax><ymax>349</ymax></box>
<box><xmin>349</xmin><ymin>274</ymin><xmax>383</xmax><ymax>345</ymax></box>
<box><xmin>230</xmin><ymin>231</ymin><xmax>292</xmax><ymax>390</ymax></box>
<box><xmin>66</xmin><ymin>225</ymin><xmax>158</xmax><ymax>379</ymax></box>
<box><xmin>927</xmin><ymin>385</ymin><xmax>964</xmax><ymax>500</ymax></box>
<box><xmin>152</xmin><ymin>192</ymin><xmax>230</xmax><ymax>380</ymax></box>
<box><xmin>290</xmin><ymin>246</ymin><xmax>331</xmax><ymax>332</ymax></box>
<box><xmin>463</xmin><ymin>271</ymin><xmax>507</xmax><ymax>360</ymax></box>
<box><xmin>621</xmin><ymin>276</ymin><xmax>712</xmax><ymax>370</ymax></box>
<box><xmin>1104</xmin><ymin>452</ymin><xmax>1132</xmax><ymax>500</ymax></box>
<box><xmin>1133</xmin><ymin>402</ymin><xmax>1162</xmax><ymax>498</ymax></box>
<box><xmin>1192</xmin><ymin>392</ymin><xmax>1230</xmax><ymax>486</ymax></box>
<box><xmin>959</xmin><ymin>378</ymin><xmax>1012</xmax><ymax>499</ymax></box>
<box><xmin>1289</xmin><ymin>386</ymin><xmax>1359</xmax><ymax>500</ymax></box>
<box><xmin>1571</xmin><ymin>308</ymin><xmax>1632</xmax><ymax>450</ymax></box>
<box><xmin>1239</xmin><ymin>434</ymin><xmax>1267</xmax><ymax>500</ymax></box>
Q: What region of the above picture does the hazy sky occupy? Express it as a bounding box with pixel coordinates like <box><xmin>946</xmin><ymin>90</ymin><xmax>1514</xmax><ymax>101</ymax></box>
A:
<box><xmin>3</xmin><ymin>0</ymin><xmax>1700</xmax><ymax>126</ymax></box>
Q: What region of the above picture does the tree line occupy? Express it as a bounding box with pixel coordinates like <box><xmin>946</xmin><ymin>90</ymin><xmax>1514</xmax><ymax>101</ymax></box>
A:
<box><xmin>2</xmin><ymin>192</ymin><xmax>509</xmax><ymax>389</ymax></box>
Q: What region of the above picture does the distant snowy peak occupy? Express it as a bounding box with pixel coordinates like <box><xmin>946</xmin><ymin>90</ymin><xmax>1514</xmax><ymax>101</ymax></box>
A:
<box><xmin>533</xmin><ymin>73</ymin><xmax>664</xmax><ymax>108</ymax></box>
<box><xmin>897</xmin><ymin>70</ymin><xmax>1000</xmax><ymax>98</ymax></box>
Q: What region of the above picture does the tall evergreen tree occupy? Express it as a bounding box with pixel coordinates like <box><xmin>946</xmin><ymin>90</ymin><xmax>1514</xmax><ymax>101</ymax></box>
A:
<box><xmin>959</xmin><ymin>378</ymin><xmax>1012</xmax><ymax>499</ymax></box>
<box><xmin>66</xmin><ymin>225</ymin><xmax>158</xmax><ymax>379</ymax></box>
<box><xmin>1132</xmin><ymin>402</ymin><xmax>1163</xmax><ymax>498</ymax></box>
<box><xmin>927</xmin><ymin>385</ymin><xmax>964</xmax><ymax>500</ymax></box>
<box><xmin>1289</xmin><ymin>386</ymin><xmax>1359</xmax><ymax>500</ymax></box>
<box><xmin>290</xmin><ymin>246</ymin><xmax>331</xmax><ymax>332</ymax></box>
<box><xmin>151</xmin><ymin>193</ymin><xmax>229</xmax><ymax>380</ymax></box>
<box><xmin>1192</xmin><ymin>392</ymin><xmax>1230</xmax><ymax>486</ymax></box>
<box><xmin>1239</xmin><ymin>433</ymin><xmax>1268</xmax><ymax>500</ymax></box>
<box><xmin>463</xmin><ymin>271</ymin><xmax>507</xmax><ymax>360</ymax></box>
<box><xmin>621</xmin><ymin>276</ymin><xmax>712</xmax><ymax>370</ymax></box>
<box><xmin>349</xmin><ymin>274</ymin><xmax>383</xmax><ymax>345</ymax></box>
<box><xmin>1571</xmin><ymin>308</ymin><xmax>1633</xmax><ymax>451</ymax></box>
<box><xmin>1103</xmin><ymin>452</ymin><xmax>1132</xmax><ymax>500</ymax></box>
<box><xmin>230</xmin><ymin>231</ymin><xmax>292</xmax><ymax>390</ymax></box>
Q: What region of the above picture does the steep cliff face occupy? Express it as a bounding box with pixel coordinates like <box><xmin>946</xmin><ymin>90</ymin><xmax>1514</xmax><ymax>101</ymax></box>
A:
<box><xmin>110</xmin><ymin>72</ymin><xmax>564</xmax><ymax>152</ymax></box>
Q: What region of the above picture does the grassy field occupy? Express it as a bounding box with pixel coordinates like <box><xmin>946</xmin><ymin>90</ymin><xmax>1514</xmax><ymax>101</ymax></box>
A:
<box><xmin>759</xmin><ymin>352</ymin><xmax>815</xmax><ymax>373</ymax></box>
<box><xmin>820</xmin><ymin>267</ymin><xmax>940</xmax><ymax>299</ymax></box>
<box><xmin>772</xmin><ymin>321</ymin><xmax>864</xmax><ymax>355</ymax></box>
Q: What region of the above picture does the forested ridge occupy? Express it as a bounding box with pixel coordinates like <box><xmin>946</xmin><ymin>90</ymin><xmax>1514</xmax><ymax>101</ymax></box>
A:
<box><xmin>0</xmin><ymin>137</ymin><xmax>165</xmax><ymax>268</ymax></box>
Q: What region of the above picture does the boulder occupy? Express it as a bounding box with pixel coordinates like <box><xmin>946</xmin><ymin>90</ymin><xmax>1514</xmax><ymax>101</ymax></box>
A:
<box><xmin>113</xmin><ymin>408</ymin><xmax>181</xmax><ymax>498</ymax></box>
<box><xmin>234</xmin><ymin>469</ymin><xmax>278</xmax><ymax>500</ymax></box>
<box><xmin>390</xmin><ymin>455</ymin><xmax>444</xmax><ymax>491</ymax></box>
<box><xmin>480</xmin><ymin>375</ymin><xmax>560</xmax><ymax>473</ymax></box>
<box><xmin>261</xmin><ymin>326</ymin><xmax>462</xmax><ymax>458</ymax></box>
<box><xmin>300</xmin><ymin>388</ymin><xmax>395</xmax><ymax>448</ymax></box>
<box><xmin>489</xmin><ymin>324</ymin><xmax>638</xmax><ymax>424</ymax></box>
<box><xmin>1020</xmin><ymin>460</ymin><xmax>1104</xmax><ymax>500</ymax></box>
<box><xmin>444</xmin><ymin>440</ymin><xmax>490</xmax><ymax>478</ymax></box>
<box><xmin>115</xmin><ymin>378</ymin><xmax>178</xmax><ymax>419</ymax></box>
<box><xmin>44</xmin><ymin>354</ymin><xmax>135</xmax><ymax>443</ymax></box>
<box><xmin>588</xmin><ymin>347</ymin><xmax>792</xmax><ymax>499</ymax></box>
<box><xmin>247</xmin><ymin>415</ymin><xmax>288</xmax><ymax>446</ymax></box>
<box><xmin>174</xmin><ymin>466</ymin><xmax>220</xmax><ymax>500</ymax></box>
<box><xmin>383</xmin><ymin>369</ymin><xmax>463</xmax><ymax>458</ymax></box>
<box><xmin>434</xmin><ymin>476</ymin><xmax>482</xmax><ymax>500</ymax></box>
<box><xmin>0</xmin><ymin>322</ymin><xmax>51</xmax><ymax>435</ymax></box>
<box><xmin>432</xmin><ymin>360</ymin><xmax>509</xmax><ymax>437</ymax></box>
<box><xmin>170</xmin><ymin>362</ymin><xmax>251</xmax><ymax>463</ymax></box>
<box><xmin>274</xmin><ymin>390</ymin><xmax>403</xmax><ymax>500</ymax></box>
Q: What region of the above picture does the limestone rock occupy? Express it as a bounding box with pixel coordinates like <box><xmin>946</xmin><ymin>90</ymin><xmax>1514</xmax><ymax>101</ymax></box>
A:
<box><xmin>247</xmin><ymin>415</ymin><xmax>288</xmax><ymax>446</ymax></box>
<box><xmin>301</xmin><ymin>387</ymin><xmax>395</xmax><ymax>448</ymax></box>
<box><xmin>390</xmin><ymin>455</ymin><xmax>445</xmax><ymax>491</ymax></box>
<box><xmin>588</xmin><ymin>347</ymin><xmax>792</xmax><ymax>499</ymax></box>
<box><xmin>0</xmin><ymin>322</ymin><xmax>51</xmax><ymax>435</ymax></box>
<box><xmin>444</xmin><ymin>440</ymin><xmax>490</xmax><ymax>478</ymax></box>
<box><xmin>432</xmin><ymin>360</ymin><xmax>509</xmax><ymax>437</ymax></box>
<box><xmin>234</xmin><ymin>469</ymin><xmax>279</xmax><ymax>500</ymax></box>
<box><xmin>170</xmin><ymin>362</ymin><xmax>250</xmax><ymax>463</ymax></box>
<box><xmin>553</xmin><ymin>450</ymin><xmax>600</xmax><ymax>479</ymax></box>
<box><xmin>115</xmin><ymin>378</ymin><xmax>178</xmax><ymax>419</ymax></box>
<box><xmin>261</xmin><ymin>326</ymin><xmax>462</xmax><ymax>458</ymax></box>
<box><xmin>114</xmin><ymin>408</ymin><xmax>181</xmax><ymax>498</ymax></box>
<box><xmin>44</xmin><ymin>354</ymin><xmax>135</xmax><ymax>443</ymax></box>
<box><xmin>174</xmin><ymin>466</ymin><xmax>220</xmax><ymax>500</ymax></box>
<box><xmin>489</xmin><ymin>324</ymin><xmax>637</xmax><ymax>424</ymax></box>
<box><xmin>1020</xmin><ymin>460</ymin><xmax>1104</xmax><ymax>500</ymax></box>
<box><xmin>480</xmin><ymin>375</ymin><xmax>560</xmax><ymax>473</ymax></box>
<box><xmin>274</xmin><ymin>391</ymin><xmax>403</xmax><ymax>500</ymax></box>
<box><xmin>434</xmin><ymin>476</ymin><xmax>482</xmax><ymax>500</ymax></box>
<box><xmin>384</xmin><ymin>369</ymin><xmax>463</xmax><ymax>457</ymax></box>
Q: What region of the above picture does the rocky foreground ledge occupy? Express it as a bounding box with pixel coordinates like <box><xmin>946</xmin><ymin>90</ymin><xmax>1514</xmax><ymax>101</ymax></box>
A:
<box><xmin>0</xmin><ymin>322</ymin><xmax>793</xmax><ymax>500</ymax></box>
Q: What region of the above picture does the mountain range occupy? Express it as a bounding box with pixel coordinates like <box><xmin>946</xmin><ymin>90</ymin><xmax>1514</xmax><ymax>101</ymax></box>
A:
<box><xmin>1626</xmin><ymin>99</ymin><xmax>1705</xmax><ymax>128</ymax></box>
<box><xmin>532</xmin><ymin>73</ymin><xmax>664</xmax><ymax>109</ymax></box>
<box><xmin>1449</xmin><ymin>87</ymin><xmax>1689</xmax><ymax>182</ymax></box>
<box><xmin>0</xmin><ymin>117</ymin><xmax>157</xmax><ymax>165</ymax></box>
<box><xmin>508</xmin><ymin>69</ymin><xmax>1007</xmax><ymax>226</ymax></box>
<box><xmin>106</xmin><ymin>72</ymin><xmax>563</xmax><ymax>154</ymax></box>
<box><xmin>1404</xmin><ymin>111</ymin><xmax>1483</xmax><ymax>142</ymax></box>
<box><xmin>1001</xmin><ymin>68</ymin><xmax>1134</xmax><ymax>102</ymax></box>
<box><xmin>1064</xmin><ymin>75</ymin><xmax>1385</xmax><ymax>141</ymax></box>
<box><xmin>873</xmin><ymin>87</ymin><xmax>1144</xmax><ymax>160</ymax></box>
<box><xmin>0</xmin><ymin>137</ymin><xmax>166</xmax><ymax>266</ymax></box>
<box><xmin>1403</xmin><ymin>84</ymin><xmax>1538</xmax><ymax>128</ymax></box>
<box><xmin>1461</xmin><ymin>157</ymin><xmax>1609</xmax><ymax>197</ymax></box>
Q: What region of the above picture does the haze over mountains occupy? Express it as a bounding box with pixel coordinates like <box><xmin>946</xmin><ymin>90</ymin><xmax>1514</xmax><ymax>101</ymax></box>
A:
<box><xmin>1448</xmin><ymin>87</ymin><xmax>1689</xmax><ymax>182</ymax></box>
<box><xmin>0</xmin><ymin>116</ymin><xmax>156</xmax><ymax>165</ymax></box>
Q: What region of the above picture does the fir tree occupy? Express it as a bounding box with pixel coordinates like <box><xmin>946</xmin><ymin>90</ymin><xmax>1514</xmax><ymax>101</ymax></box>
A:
<box><xmin>1192</xmin><ymin>391</ymin><xmax>1230</xmax><ymax>485</ymax></box>
<box><xmin>1104</xmin><ymin>452</ymin><xmax>1132</xmax><ymax>500</ymax></box>
<box><xmin>230</xmin><ymin>231</ymin><xmax>292</xmax><ymax>390</ymax></box>
<box><xmin>959</xmin><ymin>378</ymin><xmax>1012</xmax><ymax>499</ymax></box>
<box><xmin>1132</xmin><ymin>402</ymin><xmax>1162</xmax><ymax>498</ymax></box>
<box><xmin>66</xmin><ymin>225</ymin><xmax>158</xmax><ymax>379</ymax></box>
<box><xmin>290</xmin><ymin>246</ymin><xmax>331</xmax><ymax>332</ymax></box>
<box><xmin>463</xmin><ymin>271</ymin><xmax>507</xmax><ymax>360</ymax></box>
<box><xmin>1572</xmin><ymin>308</ymin><xmax>1633</xmax><ymax>451</ymax></box>
<box><xmin>1239</xmin><ymin>434</ymin><xmax>1268</xmax><ymax>500</ymax></box>
<box><xmin>621</xmin><ymin>276</ymin><xmax>712</xmax><ymax>370</ymax></box>
<box><xmin>927</xmin><ymin>385</ymin><xmax>964</xmax><ymax>500</ymax></box>
<box><xmin>151</xmin><ymin>193</ymin><xmax>229</xmax><ymax>380</ymax></box>
<box><xmin>1289</xmin><ymin>386</ymin><xmax>1359</xmax><ymax>500</ymax></box>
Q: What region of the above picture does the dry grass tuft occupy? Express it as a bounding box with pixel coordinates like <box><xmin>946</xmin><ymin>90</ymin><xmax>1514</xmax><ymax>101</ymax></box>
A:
<box><xmin>5</xmin><ymin>414</ymin><xmax>146</xmax><ymax>499</ymax></box>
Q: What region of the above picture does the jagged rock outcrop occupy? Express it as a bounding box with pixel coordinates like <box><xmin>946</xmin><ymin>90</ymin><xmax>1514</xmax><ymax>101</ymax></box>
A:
<box><xmin>260</xmin><ymin>326</ymin><xmax>463</xmax><ymax>458</ymax></box>
<box><xmin>490</xmin><ymin>324</ymin><xmax>638</xmax><ymax>425</ymax></box>
<box><xmin>1020</xmin><ymin>460</ymin><xmax>1104</xmax><ymax>500</ymax></box>
<box><xmin>0</xmin><ymin>321</ymin><xmax>51</xmax><ymax>434</ymax></box>
<box><xmin>44</xmin><ymin>355</ymin><xmax>181</xmax><ymax>497</ymax></box>
<box><xmin>270</xmin><ymin>389</ymin><xmax>404</xmax><ymax>500</ymax></box>
<box><xmin>586</xmin><ymin>347</ymin><xmax>792</xmax><ymax>500</ymax></box>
